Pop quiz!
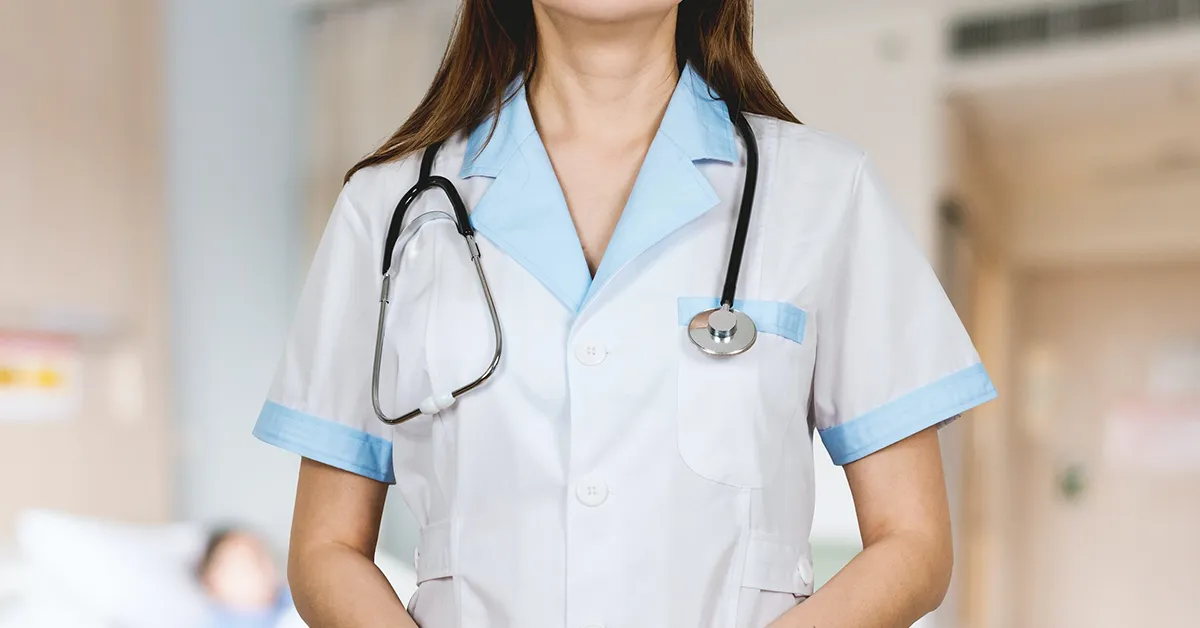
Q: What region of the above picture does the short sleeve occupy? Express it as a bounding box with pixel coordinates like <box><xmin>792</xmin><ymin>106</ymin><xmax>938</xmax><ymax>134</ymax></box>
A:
<box><xmin>813</xmin><ymin>154</ymin><xmax>997</xmax><ymax>466</ymax></box>
<box><xmin>252</xmin><ymin>184</ymin><xmax>431</xmax><ymax>483</ymax></box>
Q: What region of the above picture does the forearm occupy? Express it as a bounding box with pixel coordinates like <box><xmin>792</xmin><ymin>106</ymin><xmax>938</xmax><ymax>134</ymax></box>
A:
<box><xmin>289</xmin><ymin>541</ymin><xmax>418</xmax><ymax>628</ymax></box>
<box><xmin>771</xmin><ymin>530</ymin><xmax>951</xmax><ymax>628</ymax></box>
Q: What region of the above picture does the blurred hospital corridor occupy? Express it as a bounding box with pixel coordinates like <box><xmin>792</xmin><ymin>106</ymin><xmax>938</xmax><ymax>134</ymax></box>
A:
<box><xmin>941</xmin><ymin>40</ymin><xmax>1200</xmax><ymax>626</ymax></box>
<box><xmin>2</xmin><ymin>0</ymin><xmax>1199</xmax><ymax>627</ymax></box>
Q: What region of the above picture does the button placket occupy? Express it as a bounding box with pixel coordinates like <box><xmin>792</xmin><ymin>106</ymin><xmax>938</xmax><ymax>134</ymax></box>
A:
<box><xmin>567</xmin><ymin>325</ymin><xmax>613</xmax><ymax>628</ymax></box>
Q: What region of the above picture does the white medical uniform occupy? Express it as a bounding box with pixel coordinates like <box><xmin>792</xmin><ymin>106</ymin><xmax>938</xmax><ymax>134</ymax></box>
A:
<box><xmin>254</xmin><ymin>65</ymin><xmax>996</xmax><ymax>628</ymax></box>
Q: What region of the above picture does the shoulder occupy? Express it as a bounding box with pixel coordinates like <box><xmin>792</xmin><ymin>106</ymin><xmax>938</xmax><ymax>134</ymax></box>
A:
<box><xmin>746</xmin><ymin>114</ymin><xmax>867</xmax><ymax>185</ymax></box>
<box><xmin>340</xmin><ymin>151</ymin><xmax>422</xmax><ymax>215</ymax></box>
<box><xmin>338</xmin><ymin>130</ymin><xmax>472</xmax><ymax>220</ymax></box>
<box><xmin>745</xmin><ymin>115</ymin><xmax>872</xmax><ymax>229</ymax></box>
<box><xmin>328</xmin><ymin>131</ymin><xmax>472</xmax><ymax>242</ymax></box>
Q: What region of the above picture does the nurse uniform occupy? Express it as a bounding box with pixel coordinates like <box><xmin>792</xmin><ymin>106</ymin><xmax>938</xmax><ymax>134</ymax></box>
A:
<box><xmin>253</xmin><ymin>65</ymin><xmax>997</xmax><ymax>628</ymax></box>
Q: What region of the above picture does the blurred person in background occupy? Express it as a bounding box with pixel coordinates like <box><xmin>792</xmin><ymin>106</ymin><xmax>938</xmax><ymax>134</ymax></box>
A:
<box><xmin>252</xmin><ymin>1</ymin><xmax>995</xmax><ymax>627</ymax></box>
<box><xmin>197</xmin><ymin>527</ymin><xmax>292</xmax><ymax>628</ymax></box>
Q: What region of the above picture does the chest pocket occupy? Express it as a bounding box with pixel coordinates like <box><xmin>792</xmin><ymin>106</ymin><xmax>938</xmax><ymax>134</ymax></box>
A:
<box><xmin>676</xmin><ymin>298</ymin><xmax>812</xmax><ymax>488</ymax></box>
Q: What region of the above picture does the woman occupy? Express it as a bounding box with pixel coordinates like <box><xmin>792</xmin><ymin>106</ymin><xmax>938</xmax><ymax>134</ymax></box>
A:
<box><xmin>253</xmin><ymin>1</ymin><xmax>996</xmax><ymax>626</ymax></box>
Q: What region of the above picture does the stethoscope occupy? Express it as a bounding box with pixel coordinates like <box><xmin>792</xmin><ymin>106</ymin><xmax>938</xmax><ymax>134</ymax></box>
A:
<box><xmin>372</xmin><ymin>110</ymin><xmax>760</xmax><ymax>425</ymax></box>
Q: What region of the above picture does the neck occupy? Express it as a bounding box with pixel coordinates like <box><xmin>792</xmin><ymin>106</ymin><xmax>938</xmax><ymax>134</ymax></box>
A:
<box><xmin>528</xmin><ymin>6</ymin><xmax>679</xmax><ymax>147</ymax></box>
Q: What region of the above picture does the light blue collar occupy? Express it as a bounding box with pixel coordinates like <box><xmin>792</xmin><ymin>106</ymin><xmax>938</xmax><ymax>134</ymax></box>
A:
<box><xmin>459</xmin><ymin>64</ymin><xmax>737</xmax><ymax>312</ymax></box>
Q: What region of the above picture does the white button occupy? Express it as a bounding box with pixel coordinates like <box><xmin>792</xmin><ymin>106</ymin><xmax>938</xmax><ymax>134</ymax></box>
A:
<box><xmin>575</xmin><ymin>478</ymin><xmax>609</xmax><ymax>507</ymax></box>
<box><xmin>582</xmin><ymin>624</ymin><xmax>606</xmax><ymax>628</ymax></box>
<box><xmin>574</xmin><ymin>341</ymin><xmax>607</xmax><ymax>366</ymax></box>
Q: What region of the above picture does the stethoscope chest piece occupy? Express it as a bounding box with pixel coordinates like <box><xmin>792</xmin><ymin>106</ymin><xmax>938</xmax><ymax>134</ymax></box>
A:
<box><xmin>687</xmin><ymin>306</ymin><xmax>757</xmax><ymax>356</ymax></box>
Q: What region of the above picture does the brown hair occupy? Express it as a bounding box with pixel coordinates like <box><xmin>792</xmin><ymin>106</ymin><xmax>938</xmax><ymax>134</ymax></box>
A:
<box><xmin>345</xmin><ymin>0</ymin><xmax>798</xmax><ymax>183</ymax></box>
<box><xmin>196</xmin><ymin>526</ymin><xmax>236</xmax><ymax>581</ymax></box>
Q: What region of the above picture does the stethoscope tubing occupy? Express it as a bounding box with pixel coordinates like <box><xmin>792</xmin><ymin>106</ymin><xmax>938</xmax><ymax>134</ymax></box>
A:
<box><xmin>720</xmin><ymin>112</ymin><xmax>758</xmax><ymax>310</ymax></box>
<box><xmin>371</xmin><ymin>211</ymin><xmax>503</xmax><ymax>425</ymax></box>
<box><xmin>372</xmin><ymin>109</ymin><xmax>759</xmax><ymax>424</ymax></box>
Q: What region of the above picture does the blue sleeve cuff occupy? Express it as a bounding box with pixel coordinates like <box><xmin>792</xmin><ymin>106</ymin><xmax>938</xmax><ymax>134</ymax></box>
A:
<box><xmin>253</xmin><ymin>401</ymin><xmax>396</xmax><ymax>484</ymax></box>
<box><xmin>819</xmin><ymin>363</ymin><xmax>997</xmax><ymax>466</ymax></box>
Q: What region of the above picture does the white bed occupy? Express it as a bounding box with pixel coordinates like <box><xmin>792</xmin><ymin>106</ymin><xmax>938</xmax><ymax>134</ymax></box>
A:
<box><xmin>0</xmin><ymin>510</ymin><xmax>417</xmax><ymax>628</ymax></box>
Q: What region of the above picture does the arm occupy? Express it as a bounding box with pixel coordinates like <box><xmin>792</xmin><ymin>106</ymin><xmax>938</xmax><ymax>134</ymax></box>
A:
<box><xmin>772</xmin><ymin>427</ymin><xmax>953</xmax><ymax>628</ymax></box>
<box><xmin>288</xmin><ymin>457</ymin><xmax>419</xmax><ymax>628</ymax></box>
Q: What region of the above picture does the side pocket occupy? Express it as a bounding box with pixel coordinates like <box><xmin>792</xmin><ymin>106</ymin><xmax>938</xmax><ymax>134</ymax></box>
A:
<box><xmin>736</xmin><ymin>534</ymin><xmax>814</xmax><ymax>628</ymax></box>
<box><xmin>408</xmin><ymin>520</ymin><xmax>456</xmax><ymax>628</ymax></box>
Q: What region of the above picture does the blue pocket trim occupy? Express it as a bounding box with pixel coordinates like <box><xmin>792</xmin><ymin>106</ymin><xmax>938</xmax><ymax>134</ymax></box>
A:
<box><xmin>818</xmin><ymin>363</ymin><xmax>997</xmax><ymax>466</ymax></box>
<box><xmin>253</xmin><ymin>401</ymin><xmax>396</xmax><ymax>484</ymax></box>
<box><xmin>677</xmin><ymin>297</ymin><xmax>807</xmax><ymax>345</ymax></box>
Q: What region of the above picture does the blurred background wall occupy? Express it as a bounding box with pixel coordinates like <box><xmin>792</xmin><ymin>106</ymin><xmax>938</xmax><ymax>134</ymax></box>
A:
<box><xmin>165</xmin><ymin>0</ymin><xmax>309</xmax><ymax>551</ymax></box>
<box><xmin>0</xmin><ymin>0</ymin><xmax>172</xmax><ymax>538</ymax></box>
<box><xmin>2</xmin><ymin>0</ymin><xmax>1199</xmax><ymax>627</ymax></box>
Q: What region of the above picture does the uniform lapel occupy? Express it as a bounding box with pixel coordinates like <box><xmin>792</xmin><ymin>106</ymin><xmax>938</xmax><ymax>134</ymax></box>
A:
<box><xmin>582</xmin><ymin>65</ymin><xmax>738</xmax><ymax>309</ymax></box>
<box><xmin>461</xmin><ymin>86</ymin><xmax>593</xmax><ymax>312</ymax></box>
<box><xmin>460</xmin><ymin>65</ymin><xmax>738</xmax><ymax>314</ymax></box>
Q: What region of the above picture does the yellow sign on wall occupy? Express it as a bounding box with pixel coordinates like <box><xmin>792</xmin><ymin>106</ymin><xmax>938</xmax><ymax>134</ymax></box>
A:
<box><xmin>0</xmin><ymin>332</ymin><xmax>82</xmax><ymax>422</ymax></box>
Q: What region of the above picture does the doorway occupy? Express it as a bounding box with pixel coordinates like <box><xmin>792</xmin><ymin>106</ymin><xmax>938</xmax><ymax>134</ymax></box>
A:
<box><xmin>1011</xmin><ymin>263</ymin><xmax>1200</xmax><ymax>627</ymax></box>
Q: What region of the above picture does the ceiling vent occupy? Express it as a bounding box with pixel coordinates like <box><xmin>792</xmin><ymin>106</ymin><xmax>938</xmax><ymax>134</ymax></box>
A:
<box><xmin>950</xmin><ymin>0</ymin><xmax>1200</xmax><ymax>57</ymax></box>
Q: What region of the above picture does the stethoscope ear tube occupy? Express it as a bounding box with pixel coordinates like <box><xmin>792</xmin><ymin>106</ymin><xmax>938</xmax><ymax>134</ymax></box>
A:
<box><xmin>380</xmin><ymin>141</ymin><xmax>475</xmax><ymax>274</ymax></box>
<box><xmin>372</xmin><ymin>234</ymin><xmax>503</xmax><ymax>425</ymax></box>
<box><xmin>372</xmin><ymin>144</ymin><xmax>503</xmax><ymax>425</ymax></box>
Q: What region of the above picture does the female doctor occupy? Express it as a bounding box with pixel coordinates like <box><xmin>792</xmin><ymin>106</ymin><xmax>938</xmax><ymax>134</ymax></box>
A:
<box><xmin>253</xmin><ymin>0</ymin><xmax>997</xmax><ymax>626</ymax></box>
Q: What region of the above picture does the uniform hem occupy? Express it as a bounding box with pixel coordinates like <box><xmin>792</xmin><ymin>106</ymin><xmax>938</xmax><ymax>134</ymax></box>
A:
<box><xmin>253</xmin><ymin>401</ymin><xmax>396</xmax><ymax>484</ymax></box>
<box><xmin>819</xmin><ymin>363</ymin><xmax>997</xmax><ymax>465</ymax></box>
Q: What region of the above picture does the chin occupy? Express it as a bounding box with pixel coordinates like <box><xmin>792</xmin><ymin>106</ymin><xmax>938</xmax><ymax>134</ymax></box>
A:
<box><xmin>536</xmin><ymin>0</ymin><xmax>680</xmax><ymax>23</ymax></box>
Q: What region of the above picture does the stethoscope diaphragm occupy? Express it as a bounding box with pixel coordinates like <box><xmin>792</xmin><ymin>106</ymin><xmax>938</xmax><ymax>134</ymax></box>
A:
<box><xmin>687</xmin><ymin>306</ymin><xmax>757</xmax><ymax>356</ymax></box>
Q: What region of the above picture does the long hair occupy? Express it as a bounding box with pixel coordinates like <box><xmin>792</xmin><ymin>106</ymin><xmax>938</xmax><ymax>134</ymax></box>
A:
<box><xmin>345</xmin><ymin>0</ymin><xmax>798</xmax><ymax>182</ymax></box>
